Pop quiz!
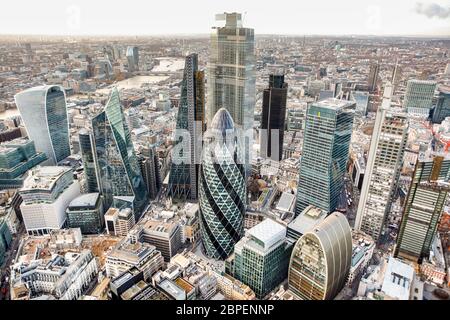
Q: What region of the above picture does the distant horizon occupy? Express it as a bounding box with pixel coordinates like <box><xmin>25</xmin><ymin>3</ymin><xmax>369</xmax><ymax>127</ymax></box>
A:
<box><xmin>1</xmin><ymin>32</ymin><xmax>450</xmax><ymax>39</ymax></box>
<box><xmin>1</xmin><ymin>0</ymin><xmax>450</xmax><ymax>38</ymax></box>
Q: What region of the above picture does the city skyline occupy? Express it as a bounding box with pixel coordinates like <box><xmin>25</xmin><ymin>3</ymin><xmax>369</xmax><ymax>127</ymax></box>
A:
<box><xmin>1</xmin><ymin>2</ymin><xmax>450</xmax><ymax>304</ymax></box>
<box><xmin>1</xmin><ymin>0</ymin><xmax>450</xmax><ymax>37</ymax></box>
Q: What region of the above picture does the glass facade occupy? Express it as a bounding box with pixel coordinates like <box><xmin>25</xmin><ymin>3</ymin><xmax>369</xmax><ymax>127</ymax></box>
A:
<box><xmin>0</xmin><ymin>139</ymin><xmax>47</xmax><ymax>189</ymax></box>
<box><xmin>79</xmin><ymin>129</ymin><xmax>100</xmax><ymax>193</ymax></box>
<box><xmin>395</xmin><ymin>156</ymin><xmax>450</xmax><ymax>262</ymax></box>
<box><xmin>403</xmin><ymin>80</ymin><xmax>436</xmax><ymax>116</ymax></box>
<box><xmin>232</xmin><ymin>222</ymin><xmax>290</xmax><ymax>299</ymax></box>
<box><xmin>66</xmin><ymin>193</ymin><xmax>104</xmax><ymax>234</ymax></box>
<box><xmin>207</xmin><ymin>13</ymin><xmax>255</xmax><ymax>172</ymax></box>
<box><xmin>168</xmin><ymin>53</ymin><xmax>205</xmax><ymax>200</ymax></box>
<box><xmin>91</xmin><ymin>88</ymin><xmax>148</xmax><ymax>216</ymax></box>
<box><xmin>199</xmin><ymin>108</ymin><xmax>246</xmax><ymax>260</ymax></box>
<box><xmin>126</xmin><ymin>46</ymin><xmax>139</xmax><ymax>72</ymax></box>
<box><xmin>0</xmin><ymin>218</ymin><xmax>12</xmax><ymax>265</ymax></box>
<box><xmin>432</xmin><ymin>87</ymin><xmax>450</xmax><ymax>124</ymax></box>
<box><xmin>295</xmin><ymin>99</ymin><xmax>355</xmax><ymax>216</ymax></box>
<box><xmin>288</xmin><ymin>212</ymin><xmax>352</xmax><ymax>300</ymax></box>
<box><xmin>14</xmin><ymin>85</ymin><xmax>70</xmax><ymax>165</ymax></box>
<box><xmin>260</xmin><ymin>75</ymin><xmax>288</xmax><ymax>162</ymax></box>
<box><xmin>139</xmin><ymin>146</ymin><xmax>162</xmax><ymax>200</ymax></box>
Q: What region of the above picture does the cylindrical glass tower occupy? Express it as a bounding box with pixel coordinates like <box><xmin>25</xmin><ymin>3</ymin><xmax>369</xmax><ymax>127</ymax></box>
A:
<box><xmin>199</xmin><ymin>108</ymin><xmax>246</xmax><ymax>260</ymax></box>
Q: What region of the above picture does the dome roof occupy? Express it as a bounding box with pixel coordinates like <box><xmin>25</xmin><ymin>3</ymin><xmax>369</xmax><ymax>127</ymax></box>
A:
<box><xmin>210</xmin><ymin>108</ymin><xmax>235</xmax><ymax>131</ymax></box>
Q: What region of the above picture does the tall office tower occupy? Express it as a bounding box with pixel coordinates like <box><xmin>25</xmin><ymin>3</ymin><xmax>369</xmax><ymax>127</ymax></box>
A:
<box><xmin>355</xmin><ymin>84</ymin><xmax>408</xmax><ymax>242</ymax></box>
<box><xmin>199</xmin><ymin>108</ymin><xmax>246</xmax><ymax>260</ymax></box>
<box><xmin>207</xmin><ymin>12</ymin><xmax>255</xmax><ymax>173</ymax></box>
<box><xmin>79</xmin><ymin>129</ymin><xmax>100</xmax><ymax>193</ymax></box>
<box><xmin>395</xmin><ymin>155</ymin><xmax>450</xmax><ymax>262</ymax></box>
<box><xmin>19</xmin><ymin>166</ymin><xmax>81</xmax><ymax>236</ymax></box>
<box><xmin>260</xmin><ymin>74</ymin><xmax>288</xmax><ymax>162</ymax></box>
<box><xmin>91</xmin><ymin>88</ymin><xmax>148</xmax><ymax>216</ymax></box>
<box><xmin>228</xmin><ymin>218</ymin><xmax>290</xmax><ymax>299</ymax></box>
<box><xmin>431</xmin><ymin>86</ymin><xmax>450</xmax><ymax>124</ymax></box>
<box><xmin>403</xmin><ymin>79</ymin><xmax>437</xmax><ymax>116</ymax></box>
<box><xmin>288</xmin><ymin>212</ymin><xmax>352</xmax><ymax>300</ymax></box>
<box><xmin>168</xmin><ymin>53</ymin><xmax>205</xmax><ymax>200</ymax></box>
<box><xmin>295</xmin><ymin>98</ymin><xmax>355</xmax><ymax>216</ymax></box>
<box><xmin>126</xmin><ymin>46</ymin><xmax>139</xmax><ymax>72</ymax></box>
<box><xmin>368</xmin><ymin>62</ymin><xmax>380</xmax><ymax>93</ymax></box>
<box><xmin>14</xmin><ymin>85</ymin><xmax>71</xmax><ymax>165</ymax></box>
<box><xmin>139</xmin><ymin>146</ymin><xmax>162</xmax><ymax>200</ymax></box>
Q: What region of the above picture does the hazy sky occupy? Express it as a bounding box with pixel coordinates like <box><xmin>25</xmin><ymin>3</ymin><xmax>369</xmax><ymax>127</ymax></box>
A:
<box><xmin>0</xmin><ymin>0</ymin><xmax>449</xmax><ymax>36</ymax></box>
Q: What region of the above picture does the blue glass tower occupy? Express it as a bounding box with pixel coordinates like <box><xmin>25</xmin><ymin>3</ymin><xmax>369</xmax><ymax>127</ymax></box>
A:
<box><xmin>92</xmin><ymin>88</ymin><xmax>148</xmax><ymax>216</ymax></box>
<box><xmin>295</xmin><ymin>99</ymin><xmax>355</xmax><ymax>216</ymax></box>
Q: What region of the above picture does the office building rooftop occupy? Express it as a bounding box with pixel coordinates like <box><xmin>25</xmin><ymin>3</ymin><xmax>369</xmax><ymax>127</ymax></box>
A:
<box><xmin>247</xmin><ymin>218</ymin><xmax>286</xmax><ymax>251</ymax></box>
<box><xmin>21</xmin><ymin>166</ymin><xmax>71</xmax><ymax>191</ymax></box>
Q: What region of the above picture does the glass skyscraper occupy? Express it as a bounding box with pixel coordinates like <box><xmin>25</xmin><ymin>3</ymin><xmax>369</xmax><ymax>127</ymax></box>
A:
<box><xmin>395</xmin><ymin>155</ymin><xmax>450</xmax><ymax>262</ymax></box>
<box><xmin>79</xmin><ymin>129</ymin><xmax>100</xmax><ymax>193</ymax></box>
<box><xmin>403</xmin><ymin>79</ymin><xmax>436</xmax><ymax>116</ymax></box>
<box><xmin>260</xmin><ymin>74</ymin><xmax>288</xmax><ymax>162</ymax></box>
<box><xmin>207</xmin><ymin>12</ymin><xmax>255</xmax><ymax>173</ymax></box>
<box><xmin>295</xmin><ymin>98</ymin><xmax>355</xmax><ymax>216</ymax></box>
<box><xmin>288</xmin><ymin>212</ymin><xmax>352</xmax><ymax>300</ymax></box>
<box><xmin>91</xmin><ymin>88</ymin><xmax>148</xmax><ymax>216</ymax></box>
<box><xmin>432</xmin><ymin>85</ymin><xmax>450</xmax><ymax>124</ymax></box>
<box><xmin>168</xmin><ymin>53</ymin><xmax>205</xmax><ymax>200</ymax></box>
<box><xmin>126</xmin><ymin>46</ymin><xmax>139</xmax><ymax>72</ymax></box>
<box><xmin>199</xmin><ymin>108</ymin><xmax>246</xmax><ymax>260</ymax></box>
<box><xmin>14</xmin><ymin>85</ymin><xmax>71</xmax><ymax>165</ymax></box>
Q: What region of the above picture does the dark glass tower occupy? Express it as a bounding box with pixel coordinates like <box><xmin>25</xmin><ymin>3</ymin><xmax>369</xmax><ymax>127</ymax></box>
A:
<box><xmin>368</xmin><ymin>62</ymin><xmax>379</xmax><ymax>93</ymax></box>
<box><xmin>199</xmin><ymin>108</ymin><xmax>246</xmax><ymax>260</ymax></box>
<box><xmin>139</xmin><ymin>146</ymin><xmax>162</xmax><ymax>200</ymax></box>
<box><xmin>260</xmin><ymin>74</ymin><xmax>288</xmax><ymax>162</ymax></box>
<box><xmin>168</xmin><ymin>53</ymin><xmax>205</xmax><ymax>200</ymax></box>
<box><xmin>79</xmin><ymin>129</ymin><xmax>100</xmax><ymax>193</ymax></box>
<box><xmin>432</xmin><ymin>86</ymin><xmax>450</xmax><ymax>124</ymax></box>
<box><xmin>91</xmin><ymin>88</ymin><xmax>148</xmax><ymax>216</ymax></box>
<box><xmin>295</xmin><ymin>99</ymin><xmax>355</xmax><ymax>216</ymax></box>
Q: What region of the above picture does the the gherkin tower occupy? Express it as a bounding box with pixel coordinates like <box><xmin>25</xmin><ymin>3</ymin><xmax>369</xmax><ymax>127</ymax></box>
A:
<box><xmin>199</xmin><ymin>108</ymin><xmax>246</xmax><ymax>260</ymax></box>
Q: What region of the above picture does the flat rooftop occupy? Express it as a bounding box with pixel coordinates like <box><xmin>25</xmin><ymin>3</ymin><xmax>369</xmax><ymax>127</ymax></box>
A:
<box><xmin>68</xmin><ymin>193</ymin><xmax>100</xmax><ymax>209</ymax></box>
<box><xmin>313</xmin><ymin>98</ymin><xmax>356</xmax><ymax>111</ymax></box>
<box><xmin>143</xmin><ymin>219</ymin><xmax>178</xmax><ymax>235</ymax></box>
<box><xmin>381</xmin><ymin>257</ymin><xmax>414</xmax><ymax>300</ymax></box>
<box><xmin>21</xmin><ymin>166</ymin><xmax>71</xmax><ymax>191</ymax></box>
<box><xmin>247</xmin><ymin>218</ymin><xmax>286</xmax><ymax>250</ymax></box>
<box><xmin>288</xmin><ymin>205</ymin><xmax>328</xmax><ymax>236</ymax></box>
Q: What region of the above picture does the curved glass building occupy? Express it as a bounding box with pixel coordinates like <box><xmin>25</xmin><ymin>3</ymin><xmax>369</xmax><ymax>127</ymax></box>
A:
<box><xmin>199</xmin><ymin>108</ymin><xmax>246</xmax><ymax>260</ymax></box>
<box><xmin>288</xmin><ymin>212</ymin><xmax>352</xmax><ymax>300</ymax></box>
<box><xmin>14</xmin><ymin>85</ymin><xmax>70</xmax><ymax>165</ymax></box>
<box><xmin>91</xmin><ymin>88</ymin><xmax>148</xmax><ymax>216</ymax></box>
